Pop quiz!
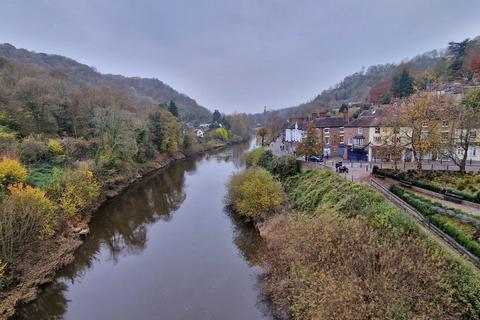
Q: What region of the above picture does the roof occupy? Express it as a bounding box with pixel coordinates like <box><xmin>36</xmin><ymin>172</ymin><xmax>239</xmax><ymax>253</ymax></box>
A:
<box><xmin>345</xmin><ymin>108</ymin><xmax>389</xmax><ymax>127</ymax></box>
<box><xmin>287</xmin><ymin>121</ymin><xmax>308</xmax><ymax>130</ymax></box>
<box><xmin>313</xmin><ymin>117</ymin><xmax>346</xmax><ymax>128</ymax></box>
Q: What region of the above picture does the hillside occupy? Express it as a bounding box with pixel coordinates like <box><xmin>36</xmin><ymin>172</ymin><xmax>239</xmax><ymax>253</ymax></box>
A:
<box><xmin>259</xmin><ymin>36</ymin><xmax>480</xmax><ymax>121</ymax></box>
<box><xmin>0</xmin><ymin>43</ymin><xmax>212</xmax><ymax>122</ymax></box>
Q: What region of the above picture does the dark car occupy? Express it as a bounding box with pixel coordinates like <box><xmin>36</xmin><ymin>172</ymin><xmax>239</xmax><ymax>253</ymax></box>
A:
<box><xmin>307</xmin><ymin>155</ymin><xmax>323</xmax><ymax>162</ymax></box>
<box><xmin>335</xmin><ymin>161</ymin><xmax>343</xmax><ymax>168</ymax></box>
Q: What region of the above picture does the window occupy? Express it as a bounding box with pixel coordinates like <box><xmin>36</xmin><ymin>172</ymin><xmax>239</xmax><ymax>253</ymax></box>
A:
<box><xmin>469</xmin><ymin>147</ymin><xmax>477</xmax><ymax>157</ymax></box>
<box><xmin>348</xmin><ymin>138</ymin><xmax>353</xmax><ymax>145</ymax></box>
<box><xmin>441</xmin><ymin>132</ymin><xmax>448</xmax><ymax>141</ymax></box>
<box><xmin>374</xmin><ymin>136</ymin><xmax>381</xmax><ymax>143</ymax></box>
<box><xmin>422</xmin><ymin>121</ymin><xmax>428</xmax><ymax>128</ymax></box>
<box><xmin>355</xmin><ymin>138</ymin><xmax>365</xmax><ymax>146</ymax></box>
<box><xmin>339</xmin><ymin>127</ymin><xmax>345</xmax><ymax>134</ymax></box>
<box><xmin>470</xmin><ymin>131</ymin><xmax>477</xmax><ymax>141</ymax></box>
<box><xmin>442</xmin><ymin>121</ymin><xmax>449</xmax><ymax>127</ymax></box>
<box><xmin>357</xmin><ymin>127</ymin><xmax>363</xmax><ymax>135</ymax></box>
<box><xmin>324</xmin><ymin>137</ymin><xmax>330</xmax><ymax>145</ymax></box>
<box><xmin>374</xmin><ymin>127</ymin><xmax>380</xmax><ymax>134</ymax></box>
<box><xmin>339</xmin><ymin>135</ymin><xmax>344</xmax><ymax>144</ymax></box>
<box><xmin>324</xmin><ymin>128</ymin><xmax>330</xmax><ymax>135</ymax></box>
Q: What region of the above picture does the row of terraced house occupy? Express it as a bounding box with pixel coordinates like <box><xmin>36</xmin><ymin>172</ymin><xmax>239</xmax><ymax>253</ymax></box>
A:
<box><xmin>285</xmin><ymin>103</ymin><xmax>480</xmax><ymax>162</ymax></box>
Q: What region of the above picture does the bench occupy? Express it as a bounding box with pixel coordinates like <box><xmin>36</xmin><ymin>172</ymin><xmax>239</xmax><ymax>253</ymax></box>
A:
<box><xmin>399</xmin><ymin>180</ymin><xmax>412</xmax><ymax>188</ymax></box>
<box><xmin>444</xmin><ymin>192</ymin><xmax>463</xmax><ymax>204</ymax></box>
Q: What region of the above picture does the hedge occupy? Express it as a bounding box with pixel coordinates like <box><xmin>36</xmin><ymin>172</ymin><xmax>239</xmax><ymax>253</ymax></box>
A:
<box><xmin>373</xmin><ymin>166</ymin><xmax>480</xmax><ymax>204</ymax></box>
<box><xmin>390</xmin><ymin>184</ymin><xmax>480</xmax><ymax>258</ymax></box>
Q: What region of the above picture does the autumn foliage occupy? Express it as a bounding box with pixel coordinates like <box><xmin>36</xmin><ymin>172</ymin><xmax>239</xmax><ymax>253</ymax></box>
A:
<box><xmin>227</xmin><ymin>167</ymin><xmax>283</xmax><ymax>219</ymax></box>
<box><xmin>0</xmin><ymin>184</ymin><xmax>56</xmax><ymax>262</ymax></box>
<box><xmin>0</xmin><ymin>158</ymin><xmax>27</xmax><ymax>190</ymax></box>
<box><xmin>237</xmin><ymin>166</ymin><xmax>480</xmax><ymax>319</ymax></box>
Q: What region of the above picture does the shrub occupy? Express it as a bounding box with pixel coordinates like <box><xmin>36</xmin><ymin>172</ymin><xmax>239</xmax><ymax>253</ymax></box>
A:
<box><xmin>63</xmin><ymin>137</ymin><xmax>95</xmax><ymax>161</ymax></box>
<box><xmin>257</xmin><ymin>149</ymin><xmax>274</xmax><ymax>169</ymax></box>
<box><xmin>227</xmin><ymin>167</ymin><xmax>283</xmax><ymax>219</ymax></box>
<box><xmin>47</xmin><ymin>139</ymin><xmax>64</xmax><ymax>156</ymax></box>
<box><xmin>263</xmin><ymin>213</ymin><xmax>474</xmax><ymax>320</ymax></box>
<box><xmin>0</xmin><ymin>184</ymin><xmax>56</xmax><ymax>263</ymax></box>
<box><xmin>47</xmin><ymin>164</ymin><xmax>100</xmax><ymax>217</ymax></box>
<box><xmin>0</xmin><ymin>132</ymin><xmax>17</xmax><ymax>158</ymax></box>
<box><xmin>244</xmin><ymin>147</ymin><xmax>267</xmax><ymax>167</ymax></box>
<box><xmin>216</xmin><ymin>127</ymin><xmax>229</xmax><ymax>141</ymax></box>
<box><xmin>19</xmin><ymin>136</ymin><xmax>48</xmax><ymax>164</ymax></box>
<box><xmin>263</xmin><ymin>168</ymin><xmax>480</xmax><ymax>319</ymax></box>
<box><xmin>0</xmin><ymin>158</ymin><xmax>27</xmax><ymax>190</ymax></box>
<box><xmin>268</xmin><ymin>156</ymin><xmax>300</xmax><ymax>181</ymax></box>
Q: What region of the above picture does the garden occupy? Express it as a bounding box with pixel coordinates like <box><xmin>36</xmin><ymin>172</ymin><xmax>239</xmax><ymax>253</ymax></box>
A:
<box><xmin>373</xmin><ymin>166</ymin><xmax>480</xmax><ymax>204</ymax></box>
<box><xmin>390</xmin><ymin>185</ymin><xmax>480</xmax><ymax>258</ymax></box>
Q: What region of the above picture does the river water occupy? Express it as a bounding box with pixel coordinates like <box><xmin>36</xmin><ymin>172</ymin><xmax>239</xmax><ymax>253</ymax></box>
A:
<box><xmin>17</xmin><ymin>142</ymin><xmax>272</xmax><ymax>320</ymax></box>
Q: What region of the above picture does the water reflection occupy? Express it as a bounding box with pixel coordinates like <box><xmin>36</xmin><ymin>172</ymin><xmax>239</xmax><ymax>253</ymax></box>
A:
<box><xmin>17</xmin><ymin>142</ymin><xmax>270</xmax><ymax>320</ymax></box>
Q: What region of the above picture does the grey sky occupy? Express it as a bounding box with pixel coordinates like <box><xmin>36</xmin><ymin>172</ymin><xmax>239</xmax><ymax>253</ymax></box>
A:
<box><xmin>1</xmin><ymin>0</ymin><xmax>479</xmax><ymax>113</ymax></box>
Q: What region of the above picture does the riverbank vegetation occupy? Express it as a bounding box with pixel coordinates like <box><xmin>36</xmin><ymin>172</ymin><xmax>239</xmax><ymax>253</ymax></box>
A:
<box><xmin>0</xmin><ymin>56</ymin><xmax>252</xmax><ymax>314</ymax></box>
<box><xmin>227</xmin><ymin>150</ymin><xmax>480</xmax><ymax>319</ymax></box>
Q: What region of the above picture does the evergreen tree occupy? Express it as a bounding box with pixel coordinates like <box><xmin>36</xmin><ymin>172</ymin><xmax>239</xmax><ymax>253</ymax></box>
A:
<box><xmin>448</xmin><ymin>39</ymin><xmax>470</xmax><ymax>79</ymax></box>
<box><xmin>168</xmin><ymin>100</ymin><xmax>179</xmax><ymax>118</ymax></box>
<box><xmin>212</xmin><ymin>109</ymin><xmax>221</xmax><ymax>123</ymax></box>
<box><xmin>392</xmin><ymin>68</ymin><xmax>414</xmax><ymax>97</ymax></box>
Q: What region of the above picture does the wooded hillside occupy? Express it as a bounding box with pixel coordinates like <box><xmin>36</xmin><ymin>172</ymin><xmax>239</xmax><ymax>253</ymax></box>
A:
<box><xmin>0</xmin><ymin>43</ymin><xmax>212</xmax><ymax>123</ymax></box>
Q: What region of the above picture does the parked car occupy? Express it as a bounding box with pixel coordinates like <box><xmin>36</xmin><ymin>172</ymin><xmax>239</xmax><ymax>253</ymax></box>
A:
<box><xmin>307</xmin><ymin>155</ymin><xmax>323</xmax><ymax>162</ymax></box>
<box><xmin>338</xmin><ymin>166</ymin><xmax>349</xmax><ymax>173</ymax></box>
<box><xmin>335</xmin><ymin>161</ymin><xmax>343</xmax><ymax>169</ymax></box>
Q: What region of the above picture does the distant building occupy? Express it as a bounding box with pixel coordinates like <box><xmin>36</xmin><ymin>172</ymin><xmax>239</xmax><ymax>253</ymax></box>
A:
<box><xmin>285</xmin><ymin>121</ymin><xmax>306</xmax><ymax>143</ymax></box>
<box><xmin>343</xmin><ymin>108</ymin><xmax>389</xmax><ymax>161</ymax></box>
<box><xmin>312</xmin><ymin>116</ymin><xmax>346</xmax><ymax>157</ymax></box>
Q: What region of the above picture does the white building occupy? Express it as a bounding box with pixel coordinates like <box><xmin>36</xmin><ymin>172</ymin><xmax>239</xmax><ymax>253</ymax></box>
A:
<box><xmin>285</xmin><ymin>122</ymin><xmax>306</xmax><ymax>143</ymax></box>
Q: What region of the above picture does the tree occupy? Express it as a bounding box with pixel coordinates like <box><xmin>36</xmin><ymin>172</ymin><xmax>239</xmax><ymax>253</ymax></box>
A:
<box><xmin>379</xmin><ymin>107</ymin><xmax>406</xmax><ymax>171</ymax></box>
<box><xmin>227</xmin><ymin>113</ymin><xmax>251</xmax><ymax>141</ymax></box>
<box><xmin>147</xmin><ymin>109</ymin><xmax>182</xmax><ymax>154</ymax></box>
<box><xmin>296</xmin><ymin>123</ymin><xmax>322</xmax><ymax>158</ymax></box>
<box><xmin>441</xmin><ymin>88</ymin><xmax>480</xmax><ymax>173</ymax></box>
<box><xmin>266</xmin><ymin>112</ymin><xmax>283</xmax><ymax>140</ymax></box>
<box><xmin>256</xmin><ymin>127</ymin><xmax>267</xmax><ymax>146</ymax></box>
<box><xmin>392</xmin><ymin>68</ymin><xmax>414</xmax><ymax>98</ymax></box>
<box><xmin>168</xmin><ymin>100</ymin><xmax>179</xmax><ymax>118</ymax></box>
<box><xmin>339</xmin><ymin>103</ymin><xmax>348</xmax><ymax>113</ymax></box>
<box><xmin>399</xmin><ymin>94</ymin><xmax>444</xmax><ymax>171</ymax></box>
<box><xmin>93</xmin><ymin>107</ymin><xmax>138</xmax><ymax>173</ymax></box>
<box><xmin>469</xmin><ymin>54</ymin><xmax>480</xmax><ymax>81</ymax></box>
<box><xmin>369</xmin><ymin>80</ymin><xmax>392</xmax><ymax>104</ymax></box>
<box><xmin>212</xmin><ymin>109</ymin><xmax>221</xmax><ymax>123</ymax></box>
<box><xmin>448</xmin><ymin>39</ymin><xmax>470</xmax><ymax>78</ymax></box>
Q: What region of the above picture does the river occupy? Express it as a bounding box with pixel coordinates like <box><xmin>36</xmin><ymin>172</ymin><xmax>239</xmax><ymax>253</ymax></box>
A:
<box><xmin>17</xmin><ymin>142</ymin><xmax>272</xmax><ymax>320</ymax></box>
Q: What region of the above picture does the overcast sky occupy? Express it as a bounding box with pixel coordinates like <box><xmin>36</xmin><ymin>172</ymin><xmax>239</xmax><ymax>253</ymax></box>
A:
<box><xmin>1</xmin><ymin>0</ymin><xmax>480</xmax><ymax>113</ymax></box>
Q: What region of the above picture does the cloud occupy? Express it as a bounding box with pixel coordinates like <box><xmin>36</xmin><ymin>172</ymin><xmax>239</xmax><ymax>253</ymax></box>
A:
<box><xmin>1</xmin><ymin>0</ymin><xmax>479</xmax><ymax>113</ymax></box>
